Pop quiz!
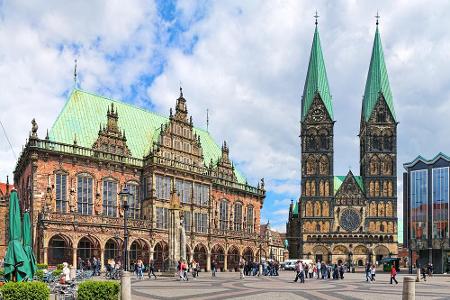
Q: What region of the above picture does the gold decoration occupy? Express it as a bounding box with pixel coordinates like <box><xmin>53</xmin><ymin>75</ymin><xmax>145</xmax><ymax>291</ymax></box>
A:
<box><xmin>386</xmin><ymin>201</ymin><xmax>393</xmax><ymax>217</ymax></box>
<box><xmin>314</xmin><ymin>201</ymin><xmax>321</xmax><ymax>217</ymax></box>
<box><xmin>306</xmin><ymin>201</ymin><xmax>313</xmax><ymax>217</ymax></box>
<box><xmin>322</xmin><ymin>201</ymin><xmax>329</xmax><ymax>217</ymax></box>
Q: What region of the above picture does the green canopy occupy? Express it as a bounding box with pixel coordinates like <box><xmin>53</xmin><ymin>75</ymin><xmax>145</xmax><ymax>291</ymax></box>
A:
<box><xmin>23</xmin><ymin>211</ymin><xmax>37</xmax><ymax>279</ymax></box>
<box><xmin>3</xmin><ymin>191</ymin><xmax>31</xmax><ymax>281</ymax></box>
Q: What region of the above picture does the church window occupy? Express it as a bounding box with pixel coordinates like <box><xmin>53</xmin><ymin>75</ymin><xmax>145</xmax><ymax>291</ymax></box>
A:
<box><xmin>314</xmin><ymin>201</ymin><xmax>321</xmax><ymax>217</ymax></box>
<box><xmin>319</xmin><ymin>181</ymin><xmax>325</xmax><ymax>196</ymax></box>
<box><xmin>370</xmin><ymin>156</ymin><xmax>380</xmax><ymax>175</ymax></box>
<box><xmin>325</xmin><ymin>181</ymin><xmax>330</xmax><ymax>196</ymax></box>
<box><xmin>374</xmin><ymin>181</ymin><xmax>380</xmax><ymax>197</ymax></box>
<box><xmin>247</xmin><ymin>206</ymin><xmax>254</xmax><ymax>233</ymax></box>
<box><xmin>319</xmin><ymin>156</ymin><xmax>328</xmax><ymax>175</ymax></box>
<box><xmin>156</xmin><ymin>207</ymin><xmax>168</xmax><ymax>229</ymax></box>
<box><xmin>176</xmin><ymin>125</ymin><xmax>181</xmax><ymax>135</ymax></box>
<box><xmin>195</xmin><ymin>212</ymin><xmax>208</xmax><ymax>233</ymax></box>
<box><xmin>378</xmin><ymin>202</ymin><xmax>385</xmax><ymax>217</ymax></box>
<box><xmin>55</xmin><ymin>173</ymin><xmax>68</xmax><ymax>213</ymax></box>
<box><xmin>102</xmin><ymin>179</ymin><xmax>117</xmax><ymax>217</ymax></box>
<box><xmin>305</xmin><ymin>201</ymin><xmax>313</xmax><ymax>217</ymax></box>
<box><xmin>311</xmin><ymin>181</ymin><xmax>316</xmax><ymax>196</ymax></box>
<box><xmin>234</xmin><ymin>202</ymin><xmax>243</xmax><ymax>231</ymax></box>
<box><xmin>316</xmin><ymin>223</ymin><xmax>321</xmax><ymax>232</ymax></box>
<box><xmin>377</xmin><ymin>107</ymin><xmax>386</xmax><ymax>123</ymax></box>
<box><xmin>306</xmin><ymin>156</ymin><xmax>315</xmax><ymax>175</ymax></box>
<box><xmin>155</xmin><ymin>175</ymin><xmax>171</xmax><ymax>200</ymax></box>
<box><xmin>126</xmin><ymin>182</ymin><xmax>140</xmax><ymax>219</ymax></box>
<box><xmin>219</xmin><ymin>200</ymin><xmax>228</xmax><ymax>231</ymax></box>
<box><xmin>322</xmin><ymin>201</ymin><xmax>329</xmax><ymax>216</ymax></box>
<box><xmin>382</xmin><ymin>157</ymin><xmax>392</xmax><ymax>175</ymax></box>
<box><xmin>388</xmin><ymin>181</ymin><xmax>393</xmax><ymax>197</ymax></box>
<box><xmin>305</xmin><ymin>181</ymin><xmax>311</xmax><ymax>196</ymax></box>
<box><xmin>372</xmin><ymin>135</ymin><xmax>381</xmax><ymax>151</ymax></box>
<box><xmin>77</xmin><ymin>174</ymin><xmax>93</xmax><ymax>215</ymax></box>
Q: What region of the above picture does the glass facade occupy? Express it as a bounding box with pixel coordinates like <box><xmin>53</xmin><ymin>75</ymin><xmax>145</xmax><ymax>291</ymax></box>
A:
<box><xmin>410</xmin><ymin>169</ymin><xmax>428</xmax><ymax>239</ymax></box>
<box><xmin>219</xmin><ymin>200</ymin><xmax>228</xmax><ymax>231</ymax></box>
<box><xmin>194</xmin><ymin>183</ymin><xmax>209</xmax><ymax>206</ymax></box>
<box><xmin>195</xmin><ymin>212</ymin><xmax>208</xmax><ymax>233</ymax></box>
<box><xmin>155</xmin><ymin>175</ymin><xmax>171</xmax><ymax>200</ymax></box>
<box><xmin>234</xmin><ymin>203</ymin><xmax>242</xmax><ymax>231</ymax></box>
<box><xmin>432</xmin><ymin>167</ymin><xmax>449</xmax><ymax>239</ymax></box>
<box><xmin>183</xmin><ymin>211</ymin><xmax>191</xmax><ymax>232</ymax></box>
<box><xmin>247</xmin><ymin>206</ymin><xmax>254</xmax><ymax>233</ymax></box>
<box><xmin>175</xmin><ymin>179</ymin><xmax>192</xmax><ymax>204</ymax></box>
<box><xmin>156</xmin><ymin>207</ymin><xmax>168</xmax><ymax>229</ymax></box>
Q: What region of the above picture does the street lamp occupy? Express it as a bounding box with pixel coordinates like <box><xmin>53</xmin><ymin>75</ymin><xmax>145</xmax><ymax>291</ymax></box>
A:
<box><xmin>119</xmin><ymin>186</ymin><xmax>132</xmax><ymax>271</ymax></box>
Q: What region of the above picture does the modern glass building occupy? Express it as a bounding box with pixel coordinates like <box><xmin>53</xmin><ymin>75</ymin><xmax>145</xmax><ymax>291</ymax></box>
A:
<box><xmin>403</xmin><ymin>153</ymin><xmax>450</xmax><ymax>273</ymax></box>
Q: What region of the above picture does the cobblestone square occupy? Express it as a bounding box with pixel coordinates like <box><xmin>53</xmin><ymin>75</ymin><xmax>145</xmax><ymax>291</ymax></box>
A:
<box><xmin>130</xmin><ymin>271</ymin><xmax>450</xmax><ymax>300</ymax></box>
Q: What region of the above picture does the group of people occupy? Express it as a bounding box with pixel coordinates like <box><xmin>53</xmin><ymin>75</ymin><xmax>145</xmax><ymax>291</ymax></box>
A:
<box><xmin>294</xmin><ymin>261</ymin><xmax>346</xmax><ymax>283</ymax></box>
<box><xmin>78</xmin><ymin>256</ymin><xmax>101</xmax><ymax>276</ymax></box>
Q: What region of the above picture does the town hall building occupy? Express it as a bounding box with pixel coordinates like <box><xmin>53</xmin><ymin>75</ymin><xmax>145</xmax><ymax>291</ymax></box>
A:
<box><xmin>287</xmin><ymin>19</ymin><xmax>398</xmax><ymax>265</ymax></box>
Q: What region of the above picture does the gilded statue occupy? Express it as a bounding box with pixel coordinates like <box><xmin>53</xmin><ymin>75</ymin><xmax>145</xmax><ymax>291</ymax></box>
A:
<box><xmin>94</xmin><ymin>192</ymin><xmax>102</xmax><ymax>215</ymax></box>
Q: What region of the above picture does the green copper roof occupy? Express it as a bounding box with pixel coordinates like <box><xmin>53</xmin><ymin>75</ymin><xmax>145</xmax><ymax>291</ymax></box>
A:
<box><xmin>333</xmin><ymin>175</ymin><xmax>364</xmax><ymax>195</ymax></box>
<box><xmin>362</xmin><ymin>26</ymin><xmax>396</xmax><ymax>121</ymax></box>
<box><xmin>301</xmin><ymin>26</ymin><xmax>333</xmax><ymax>121</ymax></box>
<box><xmin>292</xmin><ymin>201</ymin><xmax>298</xmax><ymax>216</ymax></box>
<box><xmin>49</xmin><ymin>89</ymin><xmax>246</xmax><ymax>183</ymax></box>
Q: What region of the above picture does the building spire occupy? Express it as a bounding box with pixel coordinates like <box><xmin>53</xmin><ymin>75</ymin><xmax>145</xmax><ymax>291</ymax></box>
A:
<box><xmin>74</xmin><ymin>59</ymin><xmax>78</xmax><ymax>88</ymax></box>
<box><xmin>375</xmin><ymin>10</ymin><xmax>380</xmax><ymax>26</ymax></box>
<box><xmin>301</xmin><ymin>18</ymin><xmax>333</xmax><ymax>121</ymax></box>
<box><xmin>361</xmin><ymin>18</ymin><xmax>396</xmax><ymax>122</ymax></box>
<box><xmin>314</xmin><ymin>10</ymin><xmax>319</xmax><ymax>26</ymax></box>
<box><xmin>206</xmin><ymin>109</ymin><xmax>209</xmax><ymax>132</ymax></box>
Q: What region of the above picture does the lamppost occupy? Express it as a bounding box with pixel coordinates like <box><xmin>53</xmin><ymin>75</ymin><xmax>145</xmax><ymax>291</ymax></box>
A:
<box><xmin>119</xmin><ymin>186</ymin><xmax>132</xmax><ymax>271</ymax></box>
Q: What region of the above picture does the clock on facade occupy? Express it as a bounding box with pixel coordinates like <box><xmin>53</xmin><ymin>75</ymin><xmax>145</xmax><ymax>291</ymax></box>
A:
<box><xmin>339</xmin><ymin>208</ymin><xmax>361</xmax><ymax>232</ymax></box>
<box><xmin>311</xmin><ymin>108</ymin><xmax>324</xmax><ymax>122</ymax></box>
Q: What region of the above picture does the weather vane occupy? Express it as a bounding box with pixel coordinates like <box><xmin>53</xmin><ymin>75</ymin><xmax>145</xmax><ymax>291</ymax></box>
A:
<box><xmin>314</xmin><ymin>10</ymin><xmax>319</xmax><ymax>26</ymax></box>
<box><xmin>375</xmin><ymin>11</ymin><xmax>380</xmax><ymax>26</ymax></box>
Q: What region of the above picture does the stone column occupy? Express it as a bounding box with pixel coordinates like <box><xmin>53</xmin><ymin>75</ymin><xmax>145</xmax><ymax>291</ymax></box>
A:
<box><xmin>149</xmin><ymin>249</ymin><xmax>154</xmax><ymax>262</ymax></box>
<box><xmin>207</xmin><ymin>252</ymin><xmax>211</xmax><ymax>272</ymax></box>
<box><xmin>72</xmin><ymin>248</ymin><xmax>78</xmax><ymax>268</ymax></box>
<box><xmin>100</xmin><ymin>248</ymin><xmax>105</xmax><ymax>272</ymax></box>
<box><xmin>403</xmin><ymin>276</ymin><xmax>416</xmax><ymax>300</ymax></box>
<box><xmin>43</xmin><ymin>247</ymin><xmax>48</xmax><ymax>265</ymax></box>
<box><xmin>168</xmin><ymin>205</ymin><xmax>181</xmax><ymax>273</ymax></box>
<box><xmin>416</xmin><ymin>267</ymin><xmax>420</xmax><ymax>282</ymax></box>
<box><xmin>121</xmin><ymin>271</ymin><xmax>132</xmax><ymax>300</ymax></box>
<box><xmin>224</xmin><ymin>253</ymin><xmax>228</xmax><ymax>271</ymax></box>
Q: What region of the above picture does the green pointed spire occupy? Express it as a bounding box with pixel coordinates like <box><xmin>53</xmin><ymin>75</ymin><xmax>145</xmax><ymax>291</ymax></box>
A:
<box><xmin>362</xmin><ymin>24</ymin><xmax>396</xmax><ymax>121</ymax></box>
<box><xmin>301</xmin><ymin>25</ymin><xmax>333</xmax><ymax>121</ymax></box>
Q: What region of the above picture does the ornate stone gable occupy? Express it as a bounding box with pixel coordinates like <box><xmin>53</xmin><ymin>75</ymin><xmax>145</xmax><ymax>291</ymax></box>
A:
<box><xmin>152</xmin><ymin>88</ymin><xmax>204</xmax><ymax>167</ymax></box>
<box><xmin>335</xmin><ymin>172</ymin><xmax>365</xmax><ymax>206</ymax></box>
<box><xmin>211</xmin><ymin>141</ymin><xmax>237</xmax><ymax>182</ymax></box>
<box><xmin>92</xmin><ymin>103</ymin><xmax>131</xmax><ymax>156</ymax></box>
<box><xmin>304</xmin><ymin>94</ymin><xmax>333</xmax><ymax>125</ymax></box>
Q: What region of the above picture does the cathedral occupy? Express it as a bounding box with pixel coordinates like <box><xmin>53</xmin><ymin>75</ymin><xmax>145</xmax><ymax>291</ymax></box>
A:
<box><xmin>287</xmin><ymin>19</ymin><xmax>398</xmax><ymax>265</ymax></box>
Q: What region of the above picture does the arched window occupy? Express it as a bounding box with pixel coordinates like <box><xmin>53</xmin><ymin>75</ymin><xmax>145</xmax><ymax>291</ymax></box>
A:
<box><xmin>55</xmin><ymin>173</ymin><xmax>68</xmax><ymax>213</ymax></box>
<box><xmin>377</xmin><ymin>107</ymin><xmax>386</xmax><ymax>123</ymax></box>
<box><xmin>306</xmin><ymin>156</ymin><xmax>315</xmax><ymax>175</ymax></box>
<box><xmin>219</xmin><ymin>200</ymin><xmax>228</xmax><ymax>231</ymax></box>
<box><xmin>246</xmin><ymin>205</ymin><xmax>254</xmax><ymax>233</ymax></box>
<box><xmin>318</xmin><ymin>129</ymin><xmax>328</xmax><ymax>150</ymax></box>
<box><xmin>103</xmin><ymin>179</ymin><xmax>117</xmax><ymax>217</ymax></box>
<box><xmin>126</xmin><ymin>182</ymin><xmax>140</xmax><ymax>219</ymax></box>
<box><xmin>234</xmin><ymin>202</ymin><xmax>242</xmax><ymax>231</ymax></box>
<box><xmin>77</xmin><ymin>174</ymin><xmax>93</xmax><ymax>215</ymax></box>
<box><xmin>319</xmin><ymin>156</ymin><xmax>328</xmax><ymax>175</ymax></box>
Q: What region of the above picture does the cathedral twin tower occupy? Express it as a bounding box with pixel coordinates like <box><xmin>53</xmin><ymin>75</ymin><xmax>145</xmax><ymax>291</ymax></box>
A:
<box><xmin>287</xmin><ymin>18</ymin><xmax>398</xmax><ymax>264</ymax></box>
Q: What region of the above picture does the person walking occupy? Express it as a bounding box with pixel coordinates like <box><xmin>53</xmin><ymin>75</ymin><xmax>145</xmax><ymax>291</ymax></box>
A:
<box><xmin>148</xmin><ymin>259</ymin><xmax>157</xmax><ymax>279</ymax></box>
<box><xmin>390</xmin><ymin>266</ymin><xmax>398</xmax><ymax>284</ymax></box>
<box><xmin>239</xmin><ymin>258</ymin><xmax>246</xmax><ymax>280</ymax></box>
<box><xmin>370</xmin><ymin>264</ymin><xmax>376</xmax><ymax>281</ymax></box>
<box><xmin>421</xmin><ymin>265</ymin><xmax>427</xmax><ymax>281</ymax></box>
<box><xmin>365</xmin><ymin>262</ymin><xmax>372</xmax><ymax>282</ymax></box>
<box><xmin>211</xmin><ymin>260</ymin><xmax>217</xmax><ymax>277</ymax></box>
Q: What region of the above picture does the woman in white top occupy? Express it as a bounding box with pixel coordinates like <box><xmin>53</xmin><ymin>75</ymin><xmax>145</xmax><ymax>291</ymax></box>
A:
<box><xmin>62</xmin><ymin>262</ymin><xmax>71</xmax><ymax>282</ymax></box>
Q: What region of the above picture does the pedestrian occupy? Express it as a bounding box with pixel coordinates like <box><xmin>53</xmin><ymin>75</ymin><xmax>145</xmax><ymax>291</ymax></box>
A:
<box><xmin>313</xmin><ymin>264</ymin><xmax>318</xmax><ymax>279</ymax></box>
<box><xmin>365</xmin><ymin>262</ymin><xmax>371</xmax><ymax>282</ymax></box>
<box><xmin>428</xmin><ymin>263</ymin><xmax>433</xmax><ymax>277</ymax></box>
<box><xmin>339</xmin><ymin>263</ymin><xmax>344</xmax><ymax>280</ymax></box>
<box><xmin>212</xmin><ymin>259</ymin><xmax>217</xmax><ymax>277</ymax></box>
<box><xmin>390</xmin><ymin>266</ymin><xmax>398</xmax><ymax>284</ymax></box>
<box><xmin>135</xmin><ymin>259</ymin><xmax>144</xmax><ymax>280</ymax></box>
<box><xmin>308</xmin><ymin>263</ymin><xmax>313</xmax><ymax>279</ymax></box>
<box><xmin>421</xmin><ymin>266</ymin><xmax>427</xmax><ymax>281</ymax></box>
<box><xmin>148</xmin><ymin>259</ymin><xmax>157</xmax><ymax>279</ymax></box>
<box><xmin>370</xmin><ymin>264</ymin><xmax>376</xmax><ymax>281</ymax></box>
<box><xmin>317</xmin><ymin>261</ymin><xmax>322</xmax><ymax>279</ymax></box>
<box><xmin>239</xmin><ymin>258</ymin><xmax>246</xmax><ymax>280</ymax></box>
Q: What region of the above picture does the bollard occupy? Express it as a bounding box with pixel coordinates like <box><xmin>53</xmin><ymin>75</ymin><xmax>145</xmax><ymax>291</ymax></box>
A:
<box><xmin>416</xmin><ymin>268</ymin><xmax>420</xmax><ymax>282</ymax></box>
<box><xmin>258</xmin><ymin>264</ymin><xmax>263</xmax><ymax>276</ymax></box>
<box><xmin>121</xmin><ymin>271</ymin><xmax>132</xmax><ymax>300</ymax></box>
<box><xmin>402</xmin><ymin>276</ymin><xmax>415</xmax><ymax>300</ymax></box>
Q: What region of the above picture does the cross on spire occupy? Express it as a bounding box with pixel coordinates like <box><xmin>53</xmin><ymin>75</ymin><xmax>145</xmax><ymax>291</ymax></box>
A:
<box><xmin>73</xmin><ymin>59</ymin><xmax>78</xmax><ymax>88</ymax></box>
<box><xmin>375</xmin><ymin>11</ymin><xmax>380</xmax><ymax>26</ymax></box>
<box><xmin>314</xmin><ymin>10</ymin><xmax>319</xmax><ymax>26</ymax></box>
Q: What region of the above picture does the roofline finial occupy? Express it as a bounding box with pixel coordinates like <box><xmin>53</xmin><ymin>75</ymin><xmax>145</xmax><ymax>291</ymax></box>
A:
<box><xmin>314</xmin><ymin>10</ymin><xmax>319</xmax><ymax>26</ymax></box>
<box><xmin>179</xmin><ymin>80</ymin><xmax>183</xmax><ymax>97</ymax></box>
<box><xmin>375</xmin><ymin>10</ymin><xmax>380</xmax><ymax>26</ymax></box>
<box><xmin>74</xmin><ymin>58</ymin><xmax>78</xmax><ymax>88</ymax></box>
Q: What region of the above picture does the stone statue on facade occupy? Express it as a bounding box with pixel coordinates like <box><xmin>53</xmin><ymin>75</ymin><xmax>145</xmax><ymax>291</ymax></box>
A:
<box><xmin>69</xmin><ymin>188</ymin><xmax>76</xmax><ymax>213</ymax></box>
<box><xmin>31</xmin><ymin>118</ymin><xmax>38</xmax><ymax>138</ymax></box>
<box><xmin>44</xmin><ymin>185</ymin><xmax>53</xmax><ymax>212</ymax></box>
<box><xmin>94</xmin><ymin>192</ymin><xmax>102</xmax><ymax>215</ymax></box>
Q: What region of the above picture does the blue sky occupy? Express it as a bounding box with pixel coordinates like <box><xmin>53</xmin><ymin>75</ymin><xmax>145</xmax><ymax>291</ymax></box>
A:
<box><xmin>3</xmin><ymin>1</ymin><xmax>450</xmax><ymax>241</ymax></box>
